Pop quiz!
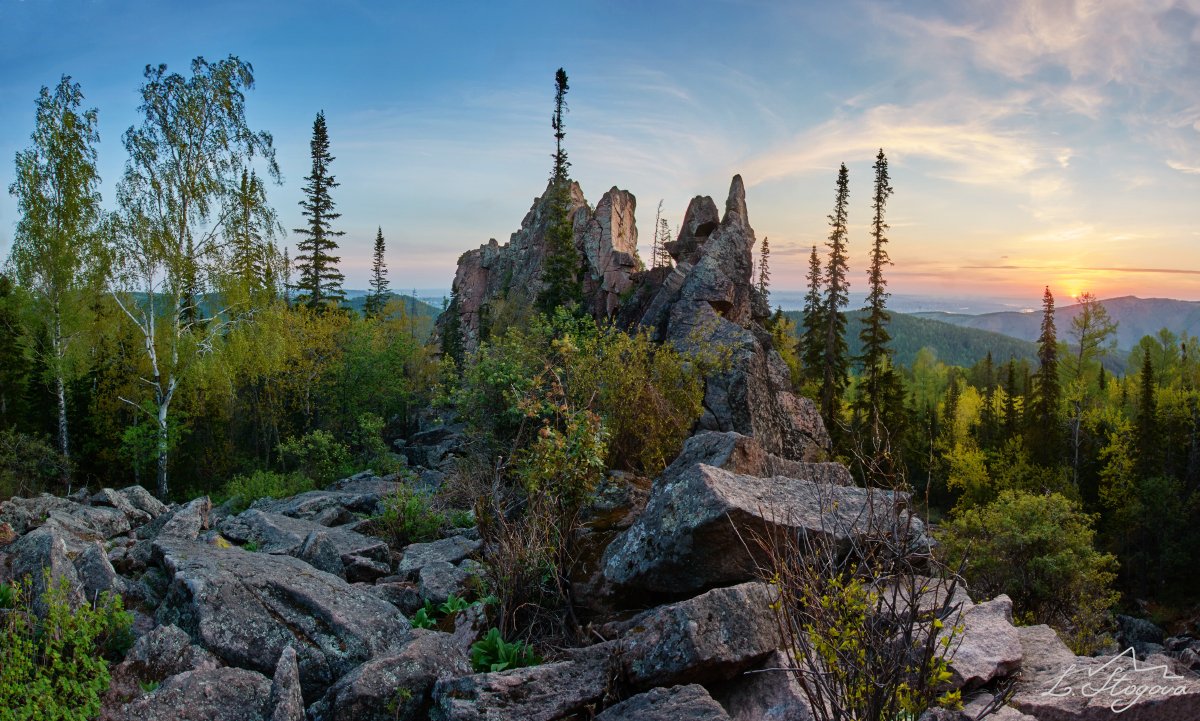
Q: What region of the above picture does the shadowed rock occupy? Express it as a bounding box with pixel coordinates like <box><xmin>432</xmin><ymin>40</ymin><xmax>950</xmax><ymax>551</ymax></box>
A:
<box><xmin>597</xmin><ymin>684</ymin><xmax>732</xmax><ymax>720</ymax></box>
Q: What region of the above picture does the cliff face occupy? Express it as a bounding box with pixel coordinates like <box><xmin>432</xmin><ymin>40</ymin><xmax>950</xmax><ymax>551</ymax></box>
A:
<box><xmin>443</xmin><ymin>181</ymin><xmax>640</xmax><ymax>353</ymax></box>
<box><xmin>439</xmin><ymin>173</ymin><xmax>829</xmax><ymax>462</ymax></box>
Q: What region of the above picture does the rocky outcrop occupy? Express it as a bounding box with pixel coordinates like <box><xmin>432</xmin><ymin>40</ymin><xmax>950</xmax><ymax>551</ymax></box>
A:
<box><xmin>947</xmin><ymin>595</ymin><xmax>1023</xmax><ymax>689</ymax></box>
<box><xmin>634</xmin><ymin>177</ymin><xmax>829</xmax><ymax>462</ymax></box>
<box><xmin>602</xmin><ymin>462</ymin><xmax>920</xmax><ymax>595</ymax></box>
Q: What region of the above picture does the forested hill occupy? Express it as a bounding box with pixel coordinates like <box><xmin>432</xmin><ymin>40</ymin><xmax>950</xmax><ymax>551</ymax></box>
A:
<box><xmin>342</xmin><ymin>292</ymin><xmax>441</xmax><ymax>320</ymax></box>
<box><xmin>914</xmin><ymin>296</ymin><xmax>1200</xmax><ymax>351</ymax></box>
<box><xmin>782</xmin><ymin>309</ymin><xmax>1038</xmax><ymax>368</ymax></box>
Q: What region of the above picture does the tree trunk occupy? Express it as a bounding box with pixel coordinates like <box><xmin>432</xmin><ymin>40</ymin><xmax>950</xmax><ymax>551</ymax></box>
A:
<box><xmin>156</xmin><ymin>400</ymin><xmax>170</xmax><ymax>499</ymax></box>
<box><xmin>52</xmin><ymin>311</ymin><xmax>71</xmax><ymax>491</ymax></box>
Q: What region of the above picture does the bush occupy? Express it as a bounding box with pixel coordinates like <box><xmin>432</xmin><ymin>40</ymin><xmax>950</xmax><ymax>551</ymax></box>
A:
<box><xmin>374</xmin><ymin>484</ymin><xmax>445</xmax><ymax>547</ymax></box>
<box><xmin>937</xmin><ymin>489</ymin><xmax>1119</xmax><ymax>654</ymax></box>
<box><xmin>469</xmin><ymin>627</ymin><xmax>540</xmax><ymax>673</ymax></box>
<box><xmin>353</xmin><ymin>412</ymin><xmax>402</xmax><ymax>476</ymax></box>
<box><xmin>0</xmin><ymin>428</ymin><xmax>70</xmax><ymax>500</ymax></box>
<box><xmin>0</xmin><ymin>573</ymin><xmax>133</xmax><ymax>721</ymax></box>
<box><xmin>222</xmin><ymin>470</ymin><xmax>314</xmax><ymax>511</ymax></box>
<box><xmin>278</xmin><ymin>429</ymin><xmax>352</xmax><ymax>485</ymax></box>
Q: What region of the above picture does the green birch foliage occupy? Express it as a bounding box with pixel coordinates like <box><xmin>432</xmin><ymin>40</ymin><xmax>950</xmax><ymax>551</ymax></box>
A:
<box><xmin>0</xmin><ymin>573</ymin><xmax>133</xmax><ymax>721</ymax></box>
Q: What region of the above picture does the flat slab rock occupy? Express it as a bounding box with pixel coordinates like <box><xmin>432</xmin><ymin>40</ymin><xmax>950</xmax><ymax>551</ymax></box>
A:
<box><xmin>398</xmin><ymin>535</ymin><xmax>481</xmax><ymax>575</ymax></box>
<box><xmin>596</xmin><ymin>684</ymin><xmax>732</xmax><ymax>720</ymax></box>
<box><xmin>603</xmin><ymin>462</ymin><xmax>921</xmax><ymax>595</ymax></box>
<box><xmin>947</xmin><ymin>595</ymin><xmax>1022</xmax><ymax>689</ymax></box>
<box><xmin>153</xmin><ymin>538</ymin><xmax>411</xmax><ymax>701</ymax></box>
<box><xmin>1010</xmin><ymin>624</ymin><xmax>1200</xmax><ymax>721</ymax></box>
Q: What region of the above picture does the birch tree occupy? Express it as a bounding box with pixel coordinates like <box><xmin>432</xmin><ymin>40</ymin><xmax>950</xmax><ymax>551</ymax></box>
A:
<box><xmin>7</xmin><ymin>76</ymin><xmax>104</xmax><ymax>487</ymax></box>
<box><xmin>110</xmin><ymin>55</ymin><xmax>278</xmax><ymax>498</ymax></box>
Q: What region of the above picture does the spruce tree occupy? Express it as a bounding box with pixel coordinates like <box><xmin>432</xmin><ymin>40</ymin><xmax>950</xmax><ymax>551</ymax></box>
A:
<box><xmin>1136</xmin><ymin>345</ymin><xmax>1158</xmax><ymax>475</ymax></box>
<box><xmin>293</xmin><ymin>110</ymin><xmax>345</xmax><ymax>310</ymax></box>
<box><xmin>757</xmin><ymin>236</ymin><xmax>771</xmax><ymax>306</ymax></box>
<box><xmin>855</xmin><ymin>149</ymin><xmax>899</xmax><ymax>441</ymax></box>
<box><xmin>537</xmin><ymin>68</ymin><xmax>583</xmax><ymax>314</ymax></box>
<box><xmin>364</xmin><ymin>226</ymin><xmax>389</xmax><ymax>318</ymax></box>
<box><xmin>800</xmin><ymin>244</ymin><xmax>825</xmax><ymax>383</ymax></box>
<box><xmin>820</xmin><ymin>163</ymin><xmax>851</xmax><ymax>437</ymax></box>
<box><xmin>979</xmin><ymin>351</ymin><xmax>997</xmax><ymax>449</ymax></box>
<box><xmin>1003</xmin><ymin>359</ymin><xmax>1021</xmax><ymax>440</ymax></box>
<box><xmin>657</xmin><ymin>214</ymin><xmax>673</xmax><ymax>269</ymax></box>
<box><xmin>1030</xmin><ymin>286</ymin><xmax>1062</xmax><ymax>463</ymax></box>
<box><xmin>228</xmin><ymin>168</ymin><xmax>281</xmax><ymax>296</ymax></box>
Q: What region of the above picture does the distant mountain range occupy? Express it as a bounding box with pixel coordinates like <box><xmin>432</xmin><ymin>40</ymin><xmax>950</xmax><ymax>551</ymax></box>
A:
<box><xmin>783</xmin><ymin>309</ymin><xmax>1038</xmax><ymax>369</ymax></box>
<box><xmin>912</xmin><ymin>296</ymin><xmax>1200</xmax><ymax>352</ymax></box>
<box><xmin>341</xmin><ymin>292</ymin><xmax>441</xmax><ymax>319</ymax></box>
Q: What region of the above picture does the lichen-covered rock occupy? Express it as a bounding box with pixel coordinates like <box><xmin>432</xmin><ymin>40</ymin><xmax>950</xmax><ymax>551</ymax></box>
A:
<box><xmin>269</xmin><ymin>645</ymin><xmax>305</xmax><ymax>721</ymax></box>
<box><xmin>1010</xmin><ymin>624</ymin><xmax>1200</xmax><ymax>720</ymax></box>
<box><xmin>220</xmin><ymin>509</ymin><xmax>389</xmax><ymax>567</ymax></box>
<box><xmin>597</xmin><ymin>684</ymin><xmax>732</xmax><ymax>720</ymax></box>
<box><xmin>119</xmin><ymin>484</ymin><xmax>169</xmax><ymax>519</ymax></box>
<box><xmin>0</xmin><ymin>493</ymin><xmax>76</xmax><ymax>535</ymax></box>
<box><xmin>75</xmin><ymin>540</ymin><xmax>125</xmax><ymax>601</ymax></box>
<box><xmin>102</xmin><ymin>624</ymin><xmax>221</xmax><ymax>713</ymax></box>
<box><xmin>432</xmin><ymin>642</ymin><xmax>618</xmax><ymax>721</ymax></box>
<box><xmin>418</xmin><ymin>560</ymin><xmax>472</xmax><ymax>605</ymax></box>
<box><xmin>154</xmin><ymin>538</ymin><xmax>411</xmax><ymax>701</ymax></box>
<box><xmin>947</xmin><ymin>595</ymin><xmax>1022</xmax><ymax>689</ymax></box>
<box><xmin>158</xmin><ymin>497</ymin><xmax>211</xmax><ymax>540</ymax></box>
<box><xmin>621</xmin><ymin>582</ymin><xmax>781</xmax><ymax>688</ymax></box>
<box><xmin>663</xmin><ymin>431</ymin><xmax>850</xmax><ymax>488</ymax></box>
<box><xmin>398</xmin><ymin>535</ymin><xmax>481</xmax><ymax>576</ymax></box>
<box><xmin>298</xmin><ymin>530</ymin><xmax>346</xmax><ymax>576</ymax></box>
<box><xmin>7</xmin><ymin>524</ymin><xmax>83</xmax><ymax>611</ymax></box>
<box><xmin>116</xmin><ymin>667</ymin><xmax>273</xmax><ymax>721</ymax></box>
<box><xmin>603</xmin><ymin>463</ymin><xmax>920</xmax><ymax>595</ymax></box>
<box><xmin>91</xmin><ymin>487</ymin><xmax>152</xmax><ymax>526</ymax></box>
<box><xmin>309</xmin><ymin>630</ymin><xmax>470</xmax><ymax>721</ymax></box>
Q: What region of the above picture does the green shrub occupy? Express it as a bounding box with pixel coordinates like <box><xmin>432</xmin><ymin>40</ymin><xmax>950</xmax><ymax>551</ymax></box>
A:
<box><xmin>354</xmin><ymin>412</ymin><xmax>402</xmax><ymax>475</ymax></box>
<box><xmin>278</xmin><ymin>429</ymin><xmax>352</xmax><ymax>485</ymax></box>
<box><xmin>222</xmin><ymin>470</ymin><xmax>314</xmax><ymax>511</ymax></box>
<box><xmin>938</xmin><ymin>489</ymin><xmax>1119</xmax><ymax>654</ymax></box>
<box><xmin>0</xmin><ymin>581</ymin><xmax>14</xmax><ymax>610</ymax></box>
<box><xmin>0</xmin><ymin>573</ymin><xmax>133</xmax><ymax>721</ymax></box>
<box><xmin>469</xmin><ymin>627</ymin><xmax>540</xmax><ymax>673</ymax></box>
<box><xmin>0</xmin><ymin>428</ymin><xmax>70</xmax><ymax>500</ymax></box>
<box><xmin>375</xmin><ymin>485</ymin><xmax>445</xmax><ymax>547</ymax></box>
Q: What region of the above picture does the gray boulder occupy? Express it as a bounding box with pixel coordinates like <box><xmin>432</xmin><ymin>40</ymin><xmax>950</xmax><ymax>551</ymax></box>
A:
<box><xmin>622</xmin><ymin>581</ymin><xmax>781</xmax><ymax>688</ymax></box>
<box><xmin>432</xmin><ymin>642</ymin><xmax>618</xmax><ymax>721</ymax></box>
<box><xmin>297</xmin><ymin>530</ymin><xmax>346</xmax><ymax>576</ymax></box>
<box><xmin>75</xmin><ymin>541</ymin><xmax>126</xmax><ymax>601</ymax></box>
<box><xmin>397</xmin><ymin>535</ymin><xmax>481</xmax><ymax>576</ymax></box>
<box><xmin>269</xmin><ymin>645</ymin><xmax>305</xmax><ymax>721</ymax></box>
<box><xmin>216</xmin><ymin>506</ymin><xmax>384</xmax><ymax>568</ymax></box>
<box><xmin>103</xmin><ymin>624</ymin><xmax>220</xmax><ymax>711</ymax></box>
<box><xmin>309</xmin><ymin>630</ymin><xmax>470</xmax><ymax>721</ymax></box>
<box><xmin>596</xmin><ymin>684</ymin><xmax>732</xmax><ymax>721</ymax></box>
<box><xmin>158</xmin><ymin>497</ymin><xmax>211</xmax><ymax>540</ymax></box>
<box><xmin>0</xmin><ymin>493</ymin><xmax>76</xmax><ymax>535</ymax></box>
<box><xmin>118</xmin><ymin>484</ymin><xmax>169</xmax><ymax>518</ymax></box>
<box><xmin>1011</xmin><ymin>624</ymin><xmax>1200</xmax><ymax>720</ymax></box>
<box><xmin>603</xmin><ymin>463</ymin><xmax>920</xmax><ymax>595</ymax></box>
<box><xmin>116</xmin><ymin>667</ymin><xmax>273</xmax><ymax>721</ymax></box>
<box><xmin>947</xmin><ymin>595</ymin><xmax>1022</xmax><ymax>689</ymax></box>
<box><xmin>7</xmin><ymin>524</ymin><xmax>83</xmax><ymax>611</ymax></box>
<box><xmin>1117</xmin><ymin>614</ymin><xmax>1167</xmax><ymax>659</ymax></box>
<box><xmin>91</xmin><ymin>488</ymin><xmax>153</xmax><ymax>526</ymax></box>
<box><xmin>154</xmin><ymin>538</ymin><xmax>411</xmax><ymax>700</ymax></box>
<box><xmin>418</xmin><ymin>560</ymin><xmax>473</xmax><ymax>605</ymax></box>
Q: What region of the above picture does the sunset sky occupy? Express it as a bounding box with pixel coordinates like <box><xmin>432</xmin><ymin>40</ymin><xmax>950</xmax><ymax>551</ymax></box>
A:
<box><xmin>2</xmin><ymin>0</ymin><xmax>1199</xmax><ymax>304</ymax></box>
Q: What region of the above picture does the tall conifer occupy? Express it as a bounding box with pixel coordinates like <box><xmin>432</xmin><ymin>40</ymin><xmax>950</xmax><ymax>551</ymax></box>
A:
<box><xmin>293</xmin><ymin>111</ymin><xmax>345</xmax><ymax>309</ymax></box>
<box><xmin>855</xmin><ymin>149</ymin><xmax>901</xmax><ymax>441</ymax></box>
<box><xmin>1030</xmin><ymin>286</ymin><xmax>1062</xmax><ymax>463</ymax></box>
<box><xmin>757</xmin><ymin>236</ymin><xmax>771</xmax><ymax>306</ymax></box>
<box><xmin>800</xmin><ymin>244</ymin><xmax>824</xmax><ymax>383</ymax></box>
<box><xmin>364</xmin><ymin>227</ymin><xmax>389</xmax><ymax>318</ymax></box>
<box><xmin>537</xmin><ymin>68</ymin><xmax>582</xmax><ymax>314</ymax></box>
<box><xmin>820</xmin><ymin>163</ymin><xmax>851</xmax><ymax>436</ymax></box>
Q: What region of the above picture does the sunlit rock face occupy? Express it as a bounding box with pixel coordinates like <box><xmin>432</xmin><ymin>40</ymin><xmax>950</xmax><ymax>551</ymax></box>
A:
<box><xmin>440</xmin><ymin>180</ymin><xmax>640</xmax><ymax>353</ymax></box>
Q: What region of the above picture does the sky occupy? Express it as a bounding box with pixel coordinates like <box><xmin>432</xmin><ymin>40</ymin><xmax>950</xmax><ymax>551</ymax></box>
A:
<box><xmin>2</xmin><ymin>0</ymin><xmax>1199</xmax><ymax>305</ymax></box>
